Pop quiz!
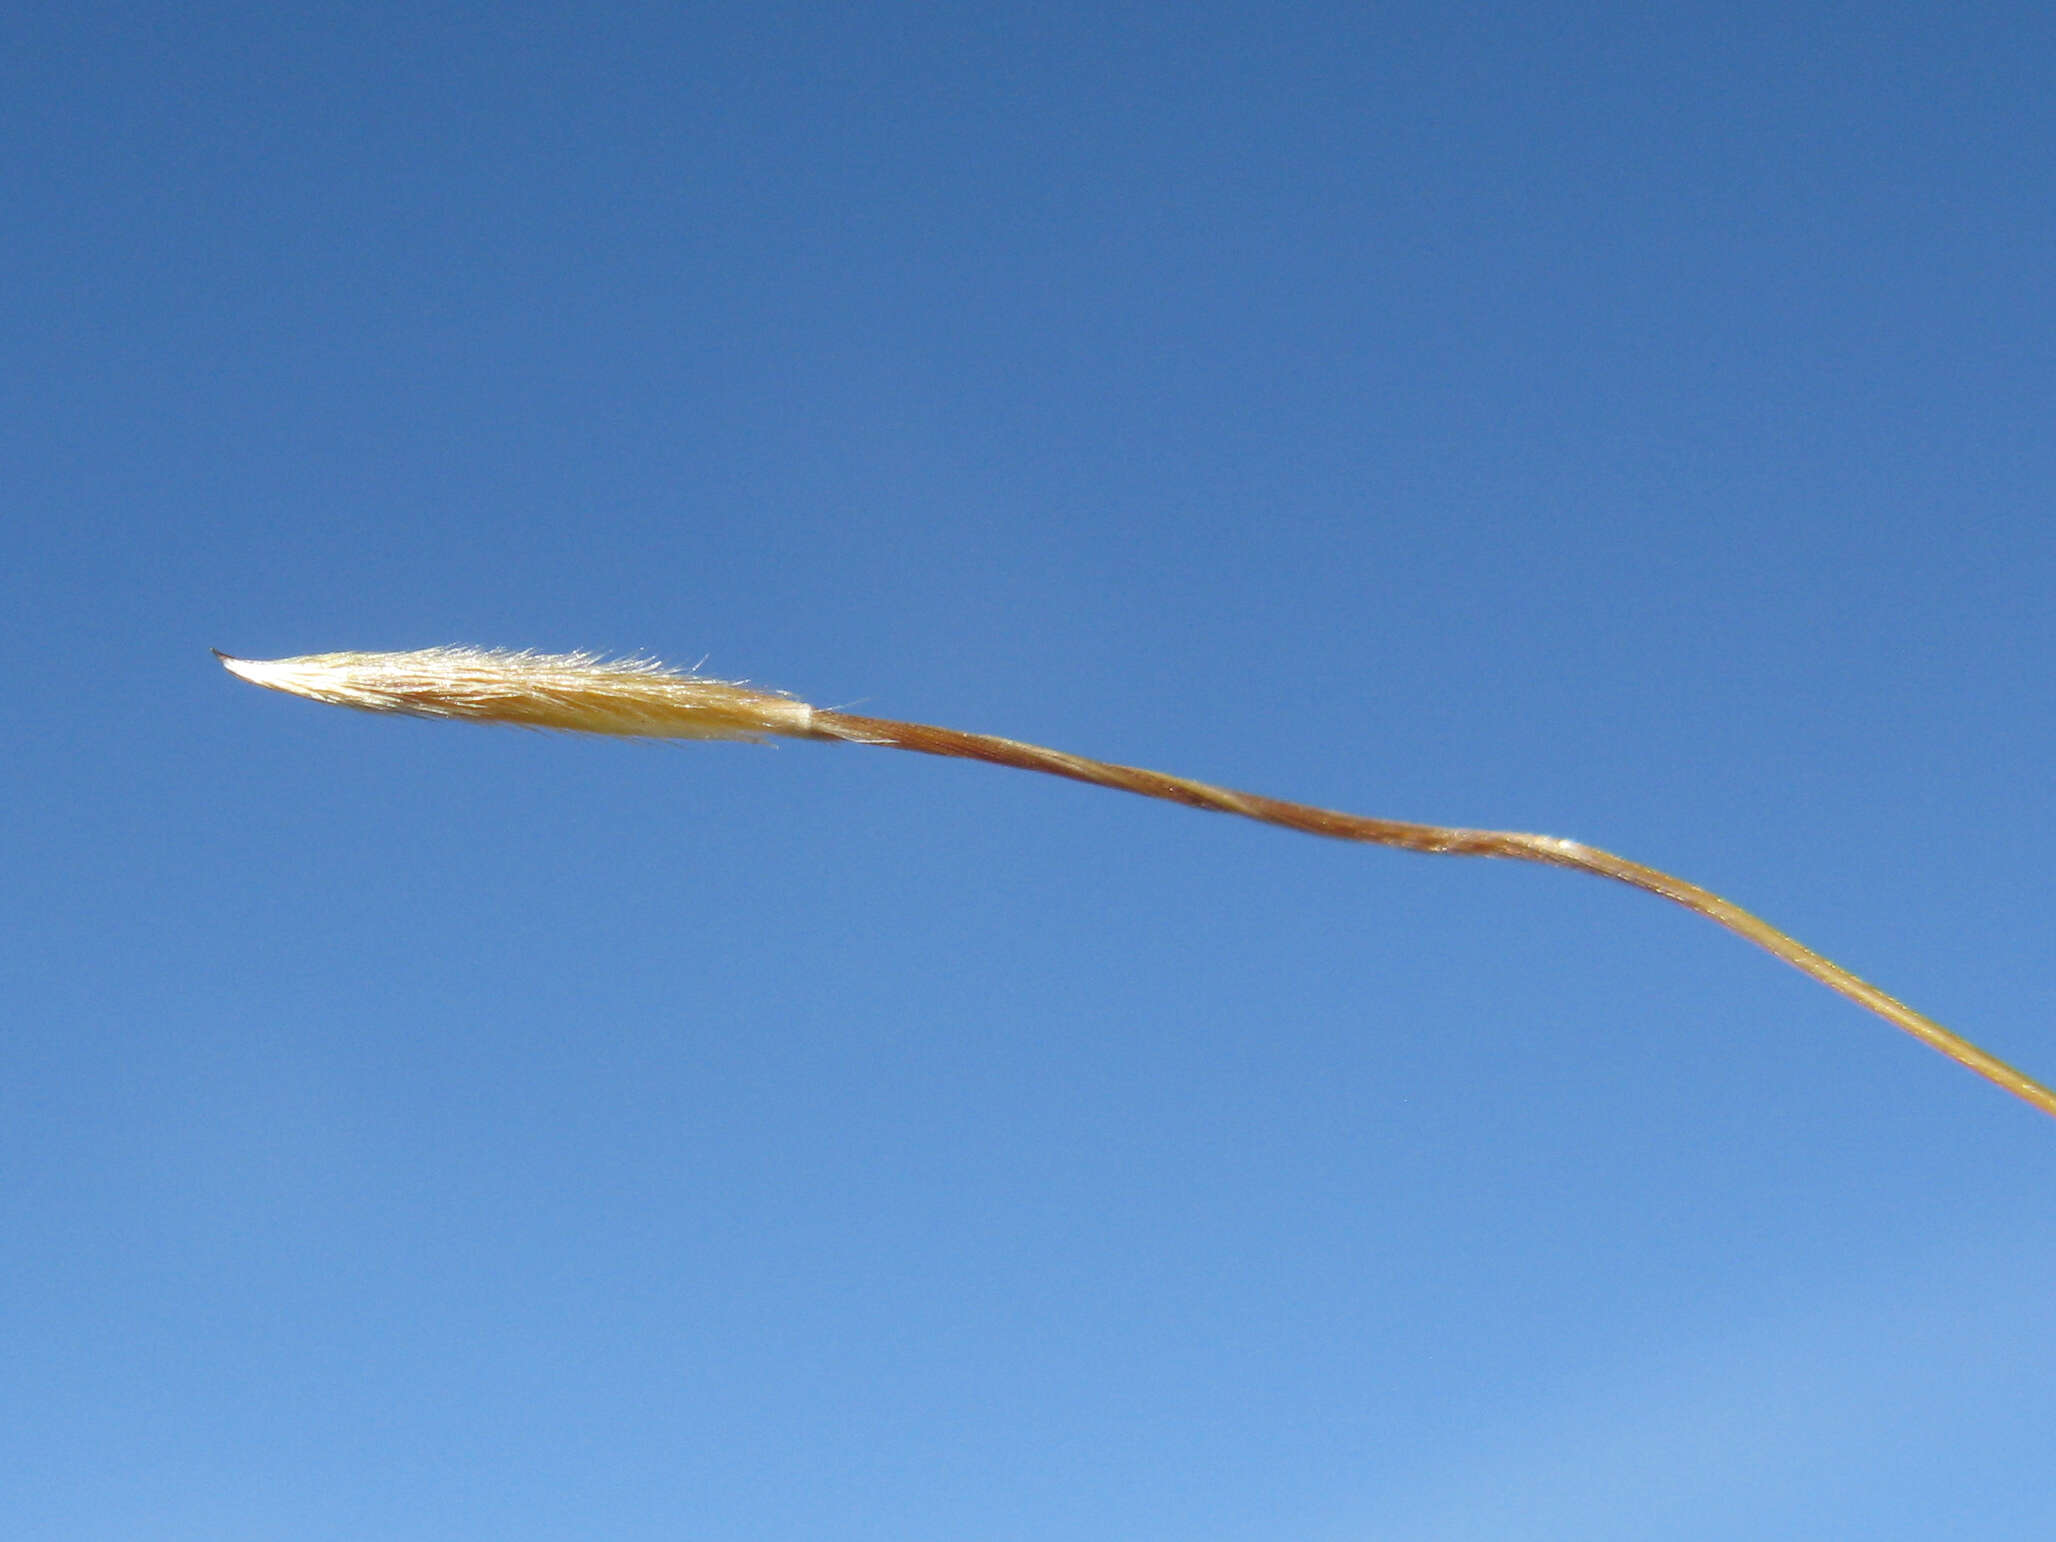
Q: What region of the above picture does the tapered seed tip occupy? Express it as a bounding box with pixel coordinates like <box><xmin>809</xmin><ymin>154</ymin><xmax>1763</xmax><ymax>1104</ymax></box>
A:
<box><xmin>215</xmin><ymin>651</ymin><xmax>269</xmax><ymax>685</ymax></box>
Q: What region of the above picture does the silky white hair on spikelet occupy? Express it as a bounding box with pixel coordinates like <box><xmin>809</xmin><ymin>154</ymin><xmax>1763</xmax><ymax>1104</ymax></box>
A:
<box><xmin>215</xmin><ymin>646</ymin><xmax>815</xmax><ymax>742</ymax></box>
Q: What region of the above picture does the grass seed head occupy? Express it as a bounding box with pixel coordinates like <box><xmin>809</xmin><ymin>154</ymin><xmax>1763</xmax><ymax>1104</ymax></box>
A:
<box><xmin>216</xmin><ymin>646</ymin><xmax>815</xmax><ymax>741</ymax></box>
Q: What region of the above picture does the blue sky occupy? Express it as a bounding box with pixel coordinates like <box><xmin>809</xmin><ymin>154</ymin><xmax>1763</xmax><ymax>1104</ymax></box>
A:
<box><xmin>6</xmin><ymin>3</ymin><xmax>2055</xmax><ymax>1537</ymax></box>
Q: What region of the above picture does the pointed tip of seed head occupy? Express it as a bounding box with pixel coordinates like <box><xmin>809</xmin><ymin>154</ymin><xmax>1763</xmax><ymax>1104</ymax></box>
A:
<box><xmin>215</xmin><ymin>651</ymin><xmax>269</xmax><ymax>686</ymax></box>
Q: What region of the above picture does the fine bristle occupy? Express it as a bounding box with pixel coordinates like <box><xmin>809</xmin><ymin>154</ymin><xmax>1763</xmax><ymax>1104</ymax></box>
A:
<box><xmin>216</xmin><ymin>646</ymin><xmax>816</xmax><ymax>741</ymax></box>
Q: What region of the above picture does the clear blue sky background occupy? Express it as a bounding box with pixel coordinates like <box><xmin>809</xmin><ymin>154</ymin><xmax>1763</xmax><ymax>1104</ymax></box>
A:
<box><xmin>6</xmin><ymin>4</ymin><xmax>2054</xmax><ymax>1537</ymax></box>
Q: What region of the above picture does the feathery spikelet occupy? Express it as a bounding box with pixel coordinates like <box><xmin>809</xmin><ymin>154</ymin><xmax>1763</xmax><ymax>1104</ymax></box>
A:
<box><xmin>214</xmin><ymin>647</ymin><xmax>816</xmax><ymax>741</ymax></box>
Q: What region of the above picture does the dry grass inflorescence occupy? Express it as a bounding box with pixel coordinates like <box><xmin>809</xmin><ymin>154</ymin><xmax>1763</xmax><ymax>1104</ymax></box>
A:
<box><xmin>219</xmin><ymin>645</ymin><xmax>2056</xmax><ymax>1122</ymax></box>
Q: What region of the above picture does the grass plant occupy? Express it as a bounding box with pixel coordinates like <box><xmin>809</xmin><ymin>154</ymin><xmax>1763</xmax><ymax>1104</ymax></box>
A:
<box><xmin>219</xmin><ymin>645</ymin><xmax>2055</xmax><ymax>1121</ymax></box>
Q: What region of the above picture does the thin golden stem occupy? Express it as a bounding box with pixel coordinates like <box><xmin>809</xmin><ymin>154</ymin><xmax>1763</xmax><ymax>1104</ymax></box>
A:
<box><xmin>810</xmin><ymin>709</ymin><xmax>2056</xmax><ymax>1123</ymax></box>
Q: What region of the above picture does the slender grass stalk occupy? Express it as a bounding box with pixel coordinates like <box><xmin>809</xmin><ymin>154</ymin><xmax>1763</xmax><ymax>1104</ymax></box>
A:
<box><xmin>218</xmin><ymin>646</ymin><xmax>2056</xmax><ymax>1122</ymax></box>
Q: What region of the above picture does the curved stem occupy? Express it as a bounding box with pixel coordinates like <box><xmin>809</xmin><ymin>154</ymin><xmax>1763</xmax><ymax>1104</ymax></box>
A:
<box><xmin>810</xmin><ymin>709</ymin><xmax>2056</xmax><ymax>1122</ymax></box>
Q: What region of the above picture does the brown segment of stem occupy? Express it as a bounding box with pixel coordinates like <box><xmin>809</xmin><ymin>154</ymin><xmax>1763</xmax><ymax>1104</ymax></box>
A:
<box><xmin>809</xmin><ymin>709</ymin><xmax>2056</xmax><ymax>1123</ymax></box>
